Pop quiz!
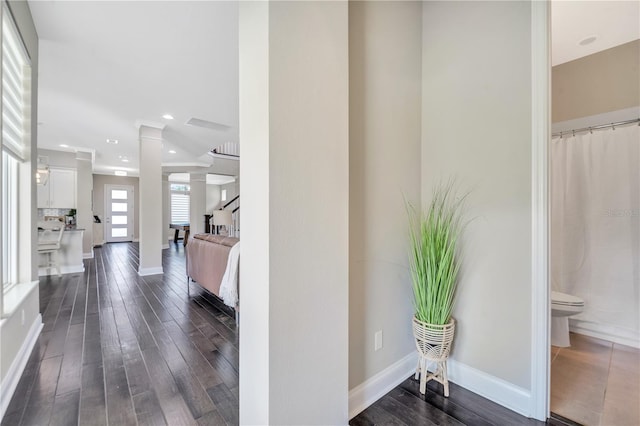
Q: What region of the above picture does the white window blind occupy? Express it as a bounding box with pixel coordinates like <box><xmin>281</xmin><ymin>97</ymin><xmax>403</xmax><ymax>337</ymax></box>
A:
<box><xmin>2</xmin><ymin>8</ymin><xmax>30</xmax><ymax>159</ymax></box>
<box><xmin>170</xmin><ymin>184</ymin><xmax>190</xmax><ymax>224</ymax></box>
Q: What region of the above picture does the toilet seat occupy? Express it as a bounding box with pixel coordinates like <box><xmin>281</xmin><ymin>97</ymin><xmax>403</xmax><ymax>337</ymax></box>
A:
<box><xmin>551</xmin><ymin>291</ymin><xmax>584</xmax><ymax>307</ymax></box>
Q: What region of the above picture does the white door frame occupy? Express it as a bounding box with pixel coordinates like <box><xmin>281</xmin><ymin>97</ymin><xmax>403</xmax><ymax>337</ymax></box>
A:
<box><xmin>530</xmin><ymin>0</ymin><xmax>550</xmax><ymax>421</ymax></box>
<box><xmin>105</xmin><ymin>184</ymin><xmax>135</xmax><ymax>243</ymax></box>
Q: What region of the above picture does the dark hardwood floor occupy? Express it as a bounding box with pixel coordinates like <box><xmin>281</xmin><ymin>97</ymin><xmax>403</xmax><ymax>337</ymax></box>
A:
<box><xmin>350</xmin><ymin>378</ymin><xmax>568</xmax><ymax>426</ymax></box>
<box><xmin>2</xmin><ymin>242</ymin><xmax>238</xmax><ymax>426</ymax></box>
<box><xmin>4</xmin><ymin>242</ymin><xmax>565</xmax><ymax>426</ymax></box>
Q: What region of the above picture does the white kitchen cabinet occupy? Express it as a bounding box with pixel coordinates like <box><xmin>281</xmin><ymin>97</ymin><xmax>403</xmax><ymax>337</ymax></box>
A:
<box><xmin>38</xmin><ymin>168</ymin><xmax>76</xmax><ymax>208</ymax></box>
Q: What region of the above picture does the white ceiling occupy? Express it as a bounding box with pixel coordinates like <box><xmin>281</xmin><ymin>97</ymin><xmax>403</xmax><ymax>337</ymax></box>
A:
<box><xmin>29</xmin><ymin>0</ymin><xmax>239</xmax><ymax>177</ymax></box>
<box><xmin>552</xmin><ymin>0</ymin><xmax>640</xmax><ymax>66</ymax></box>
<box><xmin>29</xmin><ymin>1</ymin><xmax>639</xmax><ymax>174</ymax></box>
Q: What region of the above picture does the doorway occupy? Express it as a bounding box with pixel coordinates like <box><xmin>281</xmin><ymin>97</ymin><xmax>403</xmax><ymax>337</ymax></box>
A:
<box><xmin>105</xmin><ymin>184</ymin><xmax>134</xmax><ymax>243</ymax></box>
<box><xmin>546</xmin><ymin>1</ymin><xmax>640</xmax><ymax>424</ymax></box>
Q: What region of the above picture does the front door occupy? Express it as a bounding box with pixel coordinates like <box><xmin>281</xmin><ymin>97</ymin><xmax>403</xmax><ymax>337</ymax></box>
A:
<box><xmin>105</xmin><ymin>184</ymin><xmax>134</xmax><ymax>243</ymax></box>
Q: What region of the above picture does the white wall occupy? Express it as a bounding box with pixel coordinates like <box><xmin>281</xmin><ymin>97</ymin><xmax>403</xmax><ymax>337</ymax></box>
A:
<box><xmin>138</xmin><ymin>126</ymin><xmax>163</xmax><ymax>274</ymax></box>
<box><xmin>239</xmin><ymin>1</ymin><xmax>269</xmax><ymax>422</ymax></box>
<box><xmin>37</xmin><ymin>148</ymin><xmax>76</xmax><ymax>168</ymax></box>
<box><xmin>75</xmin><ymin>152</ymin><xmax>93</xmax><ymax>256</ymax></box>
<box><xmin>220</xmin><ymin>180</ymin><xmax>238</xmax><ymax>205</ymax></box>
<box><xmin>205</xmin><ymin>184</ymin><xmax>221</xmax><ymax>212</ymax></box>
<box><xmin>422</xmin><ymin>0</ymin><xmax>533</xmax><ymax>392</ymax></box>
<box><xmin>0</xmin><ymin>0</ymin><xmax>41</xmax><ymax>415</ymax></box>
<box><xmin>348</xmin><ymin>0</ymin><xmax>422</xmax><ymax>389</ymax></box>
<box><xmin>162</xmin><ymin>175</ymin><xmax>170</xmax><ymax>245</ymax></box>
<box><xmin>239</xmin><ymin>1</ymin><xmax>349</xmax><ymax>424</ymax></box>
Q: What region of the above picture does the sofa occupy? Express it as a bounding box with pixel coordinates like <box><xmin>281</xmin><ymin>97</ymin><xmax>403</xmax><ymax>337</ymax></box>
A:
<box><xmin>185</xmin><ymin>233</ymin><xmax>240</xmax><ymax>308</ymax></box>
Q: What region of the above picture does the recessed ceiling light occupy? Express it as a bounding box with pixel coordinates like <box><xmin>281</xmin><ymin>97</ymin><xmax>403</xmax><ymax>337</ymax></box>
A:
<box><xmin>579</xmin><ymin>35</ymin><xmax>597</xmax><ymax>46</ymax></box>
<box><xmin>168</xmin><ymin>150</ymin><xmax>176</xmax><ymax>154</ymax></box>
<box><xmin>115</xmin><ymin>171</ymin><xmax>127</xmax><ymax>176</ymax></box>
<box><xmin>106</xmin><ymin>139</ymin><xmax>119</xmax><ymax>144</ymax></box>
<box><xmin>121</xmin><ymin>158</ymin><xmax>129</xmax><ymax>163</ymax></box>
<box><xmin>59</xmin><ymin>144</ymin><xmax>69</xmax><ymax>148</ymax></box>
<box><xmin>162</xmin><ymin>114</ymin><xmax>174</xmax><ymax>120</ymax></box>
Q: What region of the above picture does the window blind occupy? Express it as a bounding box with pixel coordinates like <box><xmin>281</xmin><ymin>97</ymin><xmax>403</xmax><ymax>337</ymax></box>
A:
<box><xmin>2</xmin><ymin>9</ymin><xmax>30</xmax><ymax>160</ymax></box>
<box><xmin>171</xmin><ymin>192</ymin><xmax>190</xmax><ymax>224</ymax></box>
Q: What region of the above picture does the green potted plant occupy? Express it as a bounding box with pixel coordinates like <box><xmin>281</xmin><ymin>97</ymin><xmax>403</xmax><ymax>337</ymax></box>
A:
<box><xmin>67</xmin><ymin>209</ymin><xmax>77</xmax><ymax>227</ymax></box>
<box><xmin>407</xmin><ymin>182</ymin><xmax>466</xmax><ymax>397</ymax></box>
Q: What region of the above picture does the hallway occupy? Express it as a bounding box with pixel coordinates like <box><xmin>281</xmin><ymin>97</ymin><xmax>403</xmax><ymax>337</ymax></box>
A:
<box><xmin>2</xmin><ymin>243</ymin><xmax>239</xmax><ymax>426</ymax></box>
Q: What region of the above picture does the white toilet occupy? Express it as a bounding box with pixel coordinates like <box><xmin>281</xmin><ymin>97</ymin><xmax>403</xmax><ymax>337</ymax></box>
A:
<box><xmin>551</xmin><ymin>291</ymin><xmax>585</xmax><ymax>347</ymax></box>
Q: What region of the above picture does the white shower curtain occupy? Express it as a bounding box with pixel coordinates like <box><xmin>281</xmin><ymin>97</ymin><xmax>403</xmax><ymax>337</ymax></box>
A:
<box><xmin>551</xmin><ymin>123</ymin><xmax>640</xmax><ymax>347</ymax></box>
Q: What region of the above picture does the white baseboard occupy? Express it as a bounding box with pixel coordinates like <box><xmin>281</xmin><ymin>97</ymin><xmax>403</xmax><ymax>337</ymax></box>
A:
<box><xmin>161</xmin><ymin>244</ymin><xmax>170</xmax><ymax>250</ymax></box>
<box><xmin>347</xmin><ymin>353</ymin><xmax>532</xmax><ymax>420</ymax></box>
<box><xmin>133</xmin><ymin>238</ymin><xmax>140</xmax><ymax>243</ymax></box>
<box><xmin>138</xmin><ymin>266</ymin><xmax>164</xmax><ymax>276</ymax></box>
<box><xmin>38</xmin><ymin>264</ymin><xmax>84</xmax><ymax>276</ymax></box>
<box><xmin>447</xmin><ymin>358</ymin><xmax>531</xmax><ymax>417</ymax></box>
<box><xmin>0</xmin><ymin>314</ymin><xmax>43</xmax><ymax>422</ymax></box>
<box><xmin>570</xmin><ymin>322</ymin><xmax>640</xmax><ymax>349</ymax></box>
<box><xmin>83</xmin><ymin>250</ymin><xmax>94</xmax><ymax>259</ymax></box>
<box><xmin>348</xmin><ymin>352</ymin><xmax>417</xmax><ymax>419</ymax></box>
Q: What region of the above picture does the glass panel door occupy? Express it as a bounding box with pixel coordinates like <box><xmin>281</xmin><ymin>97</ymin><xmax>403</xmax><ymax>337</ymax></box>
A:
<box><xmin>105</xmin><ymin>184</ymin><xmax>134</xmax><ymax>243</ymax></box>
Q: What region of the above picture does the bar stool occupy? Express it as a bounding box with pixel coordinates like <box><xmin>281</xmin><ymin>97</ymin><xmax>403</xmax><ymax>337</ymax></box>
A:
<box><xmin>38</xmin><ymin>221</ymin><xmax>65</xmax><ymax>277</ymax></box>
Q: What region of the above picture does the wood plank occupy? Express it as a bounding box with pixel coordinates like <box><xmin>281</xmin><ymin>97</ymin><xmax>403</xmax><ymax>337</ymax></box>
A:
<box><xmin>197</xmin><ymin>323</ymin><xmax>239</xmax><ymax>372</ymax></box>
<box><xmin>103</xmin><ymin>346</ymin><xmax>137</xmax><ymax>425</ymax></box>
<box><xmin>40</xmin><ymin>275</ymin><xmax>72</xmax><ymax>333</ymax></box>
<box><xmin>85</xmin><ymin>263</ymin><xmax>100</xmax><ymax>316</ymax></box>
<box><xmin>56</xmin><ymin>323</ymin><xmax>84</xmax><ymax>395</ymax></box>
<box><xmin>196</xmin><ymin>409</ymin><xmax>227</xmax><ymax>426</ymax></box>
<box><xmin>123</xmin><ymin>297</ymin><xmax>157</xmax><ymax>350</ymax></box>
<box><xmin>70</xmin><ymin>265</ymin><xmax>89</xmax><ymax>325</ymax></box>
<box><xmin>386</xmin><ymin>387</ymin><xmax>460</xmax><ymax>425</ymax></box>
<box><xmin>350</xmin><ymin>402</ymin><xmax>407</xmax><ymax>426</ymax></box>
<box><xmin>134</xmin><ymin>295</ymin><xmax>165</xmax><ymax>333</ymax></box>
<box><xmin>172</xmin><ymin>368</ymin><xmax>216</xmax><ymax>419</ymax></box>
<box><xmin>19</xmin><ymin>355</ymin><xmax>62</xmax><ymax>426</ymax></box>
<box><xmin>163</xmin><ymin>321</ymin><xmax>224</xmax><ymax>390</ymax></box>
<box><xmin>122</xmin><ymin>348</ymin><xmax>153</xmax><ymax>397</ymax></box>
<box><xmin>152</xmin><ymin>327</ymin><xmax>189</xmax><ymax>374</ymax></box>
<box><xmin>425</xmin><ymin>379</ymin><xmax>541</xmax><ymax>425</ymax></box>
<box><xmin>49</xmin><ymin>389</ymin><xmax>80</xmax><ymax>426</ymax></box>
<box><xmin>78</xmin><ymin>362</ymin><xmax>107</xmax><ymax>426</ymax></box>
<box><xmin>140</xmin><ymin>345</ymin><xmax>196</xmax><ymax>425</ymax></box>
<box><xmin>398</xmin><ymin>378</ymin><xmax>495</xmax><ymax>426</ymax></box>
<box><xmin>133</xmin><ymin>390</ymin><xmax>168</xmax><ymax>426</ymax></box>
<box><xmin>206</xmin><ymin>383</ymin><xmax>239</xmax><ymax>426</ymax></box>
<box><xmin>82</xmin><ymin>313</ymin><xmax>102</xmax><ymax>365</ymax></box>
<box><xmin>112</xmin><ymin>302</ymin><xmax>141</xmax><ymax>355</ymax></box>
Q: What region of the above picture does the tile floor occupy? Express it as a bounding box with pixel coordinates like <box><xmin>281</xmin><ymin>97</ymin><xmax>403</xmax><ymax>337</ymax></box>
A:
<box><xmin>551</xmin><ymin>333</ymin><xmax>640</xmax><ymax>426</ymax></box>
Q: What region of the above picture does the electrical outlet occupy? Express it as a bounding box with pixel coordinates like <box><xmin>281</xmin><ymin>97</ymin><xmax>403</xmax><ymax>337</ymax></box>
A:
<box><xmin>374</xmin><ymin>330</ymin><xmax>383</xmax><ymax>351</ymax></box>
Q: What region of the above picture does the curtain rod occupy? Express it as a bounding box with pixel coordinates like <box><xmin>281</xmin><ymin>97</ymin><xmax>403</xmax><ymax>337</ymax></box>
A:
<box><xmin>552</xmin><ymin>118</ymin><xmax>640</xmax><ymax>138</ymax></box>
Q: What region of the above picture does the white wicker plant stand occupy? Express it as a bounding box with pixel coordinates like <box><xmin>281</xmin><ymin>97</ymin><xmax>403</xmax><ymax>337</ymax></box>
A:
<box><xmin>412</xmin><ymin>316</ymin><xmax>456</xmax><ymax>397</ymax></box>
